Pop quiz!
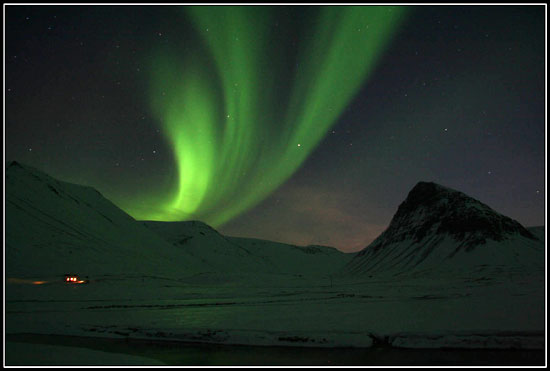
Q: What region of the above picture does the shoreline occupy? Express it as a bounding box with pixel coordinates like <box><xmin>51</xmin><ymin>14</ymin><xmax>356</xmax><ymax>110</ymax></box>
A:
<box><xmin>6</xmin><ymin>332</ymin><xmax>545</xmax><ymax>366</ymax></box>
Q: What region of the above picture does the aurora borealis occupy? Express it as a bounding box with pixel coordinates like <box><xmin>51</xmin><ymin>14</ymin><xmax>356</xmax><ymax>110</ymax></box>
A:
<box><xmin>146</xmin><ymin>6</ymin><xmax>407</xmax><ymax>225</ymax></box>
<box><xmin>5</xmin><ymin>5</ymin><xmax>545</xmax><ymax>251</ymax></box>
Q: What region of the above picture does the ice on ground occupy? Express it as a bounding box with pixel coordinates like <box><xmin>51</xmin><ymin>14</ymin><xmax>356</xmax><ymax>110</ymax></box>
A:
<box><xmin>6</xmin><ymin>341</ymin><xmax>166</xmax><ymax>366</ymax></box>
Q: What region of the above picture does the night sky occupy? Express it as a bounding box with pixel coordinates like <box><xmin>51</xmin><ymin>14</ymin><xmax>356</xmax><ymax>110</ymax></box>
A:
<box><xmin>5</xmin><ymin>5</ymin><xmax>545</xmax><ymax>252</ymax></box>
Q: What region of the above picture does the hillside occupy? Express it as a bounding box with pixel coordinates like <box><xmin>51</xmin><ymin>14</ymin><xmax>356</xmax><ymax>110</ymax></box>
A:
<box><xmin>344</xmin><ymin>182</ymin><xmax>544</xmax><ymax>277</ymax></box>
<box><xmin>5</xmin><ymin>161</ymin><xmax>203</xmax><ymax>278</ymax></box>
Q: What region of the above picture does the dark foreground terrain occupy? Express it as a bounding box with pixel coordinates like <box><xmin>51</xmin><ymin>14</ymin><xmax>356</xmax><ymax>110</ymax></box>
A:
<box><xmin>6</xmin><ymin>333</ymin><xmax>544</xmax><ymax>366</ymax></box>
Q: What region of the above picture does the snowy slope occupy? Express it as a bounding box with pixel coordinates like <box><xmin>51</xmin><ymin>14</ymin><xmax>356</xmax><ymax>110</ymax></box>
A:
<box><xmin>143</xmin><ymin>221</ymin><xmax>353</xmax><ymax>277</ymax></box>
<box><xmin>142</xmin><ymin>221</ymin><xmax>272</xmax><ymax>274</ymax></box>
<box><xmin>5</xmin><ymin>161</ymin><xmax>203</xmax><ymax>278</ymax></box>
<box><xmin>344</xmin><ymin>182</ymin><xmax>544</xmax><ymax>277</ymax></box>
<box><xmin>227</xmin><ymin>237</ymin><xmax>353</xmax><ymax>276</ymax></box>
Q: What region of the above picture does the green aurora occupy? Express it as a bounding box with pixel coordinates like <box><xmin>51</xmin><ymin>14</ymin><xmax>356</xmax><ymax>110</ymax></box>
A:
<box><xmin>133</xmin><ymin>6</ymin><xmax>408</xmax><ymax>226</ymax></box>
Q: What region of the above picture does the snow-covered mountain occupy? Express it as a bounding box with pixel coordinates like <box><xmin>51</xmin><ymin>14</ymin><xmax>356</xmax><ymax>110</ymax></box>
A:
<box><xmin>344</xmin><ymin>182</ymin><xmax>544</xmax><ymax>276</ymax></box>
<box><xmin>5</xmin><ymin>165</ymin><xmax>545</xmax><ymax>353</ymax></box>
<box><xmin>5</xmin><ymin>161</ymin><xmax>204</xmax><ymax>278</ymax></box>
<box><xmin>6</xmin><ymin>161</ymin><xmax>542</xmax><ymax>282</ymax></box>
<box><xmin>5</xmin><ymin>161</ymin><xmax>350</xmax><ymax>280</ymax></box>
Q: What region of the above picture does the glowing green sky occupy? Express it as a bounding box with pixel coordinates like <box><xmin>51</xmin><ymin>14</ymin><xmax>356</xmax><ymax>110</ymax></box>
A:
<box><xmin>7</xmin><ymin>6</ymin><xmax>546</xmax><ymax>250</ymax></box>
<box><xmin>137</xmin><ymin>6</ymin><xmax>408</xmax><ymax>225</ymax></box>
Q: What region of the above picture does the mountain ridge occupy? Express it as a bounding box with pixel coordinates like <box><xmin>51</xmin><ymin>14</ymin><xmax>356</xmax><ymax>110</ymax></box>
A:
<box><xmin>5</xmin><ymin>162</ymin><xmax>542</xmax><ymax>279</ymax></box>
<box><xmin>345</xmin><ymin>181</ymin><xmax>543</xmax><ymax>276</ymax></box>
<box><xmin>361</xmin><ymin>181</ymin><xmax>536</xmax><ymax>256</ymax></box>
<box><xmin>5</xmin><ymin>161</ymin><xmax>351</xmax><ymax>278</ymax></box>
<box><xmin>5</xmin><ymin>160</ymin><xmax>205</xmax><ymax>277</ymax></box>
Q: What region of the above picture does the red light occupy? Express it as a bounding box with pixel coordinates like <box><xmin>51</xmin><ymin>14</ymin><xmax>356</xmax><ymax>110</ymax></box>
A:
<box><xmin>65</xmin><ymin>275</ymin><xmax>86</xmax><ymax>284</ymax></box>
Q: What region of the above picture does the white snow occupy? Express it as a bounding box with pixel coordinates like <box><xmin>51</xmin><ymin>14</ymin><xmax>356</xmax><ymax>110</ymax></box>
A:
<box><xmin>4</xmin><ymin>163</ymin><xmax>546</xmax><ymax>366</ymax></box>
<box><xmin>5</xmin><ymin>270</ymin><xmax>544</xmax><ymax>351</ymax></box>
<box><xmin>6</xmin><ymin>341</ymin><xmax>166</xmax><ymax>365</ymax></box>
<box><xmin>5</xmin><ymin>162</ymin><xmax>205</xmax><ymax>278</ymax></box>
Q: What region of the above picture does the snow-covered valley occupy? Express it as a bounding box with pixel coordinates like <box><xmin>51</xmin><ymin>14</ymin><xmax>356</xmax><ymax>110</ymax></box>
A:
<box><xmin>4</xmin><ymin>161</ymin><xmax>545</xmax><ymax>365</ymax></box>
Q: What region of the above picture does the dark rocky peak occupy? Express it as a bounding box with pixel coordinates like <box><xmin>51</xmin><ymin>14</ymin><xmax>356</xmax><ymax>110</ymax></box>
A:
<box><xmin>360</xmin><ymin>181</ymin><xmax>536</xmax><ymax>256</ymax></box>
